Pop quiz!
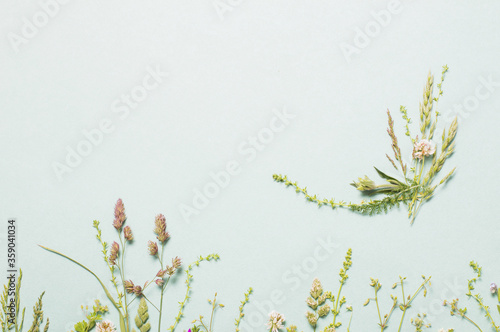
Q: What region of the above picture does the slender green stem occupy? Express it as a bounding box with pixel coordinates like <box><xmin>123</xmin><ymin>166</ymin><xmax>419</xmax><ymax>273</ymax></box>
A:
<box><xmin>39</xmin><ymin>245</ymin><xmax>127</xmax><ymax>332</ymax></box>
<box><xmin>333</xmin><ymin>283</ymin><xmax>344</xmax><ymax>325</ymax></box>
<box><xmin>397</xmin><ymin>278</ymin><xmax>431</xmax><ymax>332</ymax></box>
<box><xmin>143</xmin><ymin>295</ymin><xmax>160</xmax><ymax>313</ymax></box>
<box><xmin>158</xmin><ymin>277</ymin><xmax>170</xmax><ymax>332</ymax></box>
<box><xmin>347</xmin><ymin>311</ymin><xmax>353</xmax><ymax>332</ymax></box>
<box><xmin>462</xmin><ymin>315</ymin><xmax>483</xmax><ymax>332</ymax></box>
<box><xmin>199</xmin><ymin>319</ymin><xmax>209</xmax><ymax>332</ymax></box>
<box><xmin>158</xmin><ymin>243</ymin><xmax>166</xmax><ymax>332</ymax></box>
<box><xmin>119</xmin><ymin>235</ymin><xmax>130</xmax><ymax>332</ymax></box>
<box><xmin>373</xmin><ymin>289</ymin><xmax>383</xmax><ymax>331</ymax></box>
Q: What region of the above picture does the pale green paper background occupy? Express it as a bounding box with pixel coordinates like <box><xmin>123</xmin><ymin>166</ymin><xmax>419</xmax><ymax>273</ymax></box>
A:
<box><xmin>1</xmin><ymin>1</ymin><xmax>500</xmax><ymax>331</ymax></box>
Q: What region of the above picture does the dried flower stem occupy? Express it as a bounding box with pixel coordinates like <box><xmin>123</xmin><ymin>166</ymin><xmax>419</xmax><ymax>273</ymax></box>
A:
<box><xmin>167</xmin><ymin>254</ymin><xmax>220</xmax><ymax>332</ymax></box>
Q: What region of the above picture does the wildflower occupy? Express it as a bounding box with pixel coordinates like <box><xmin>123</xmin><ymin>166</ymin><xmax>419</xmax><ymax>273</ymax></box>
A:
<box><xmin>123</xmin><ymin>226</ymin><xmax>133</xmax><ymax>241</ymax></box>
<box><xmin>491</xmin><ymin>283</ymin><xmax>498</xmax><ymax>294</ymax></box>
<box><xmin>109</xmin><ymin>242</ymin><xmax>119</xmax><ymax>265</ymax></box>
<box><xmin>96</xmin><ymin>320</ymin><xmax>116</xmax><ymax>332</ymax></box>
<box><xmin>124</xmin><ymin>280</ymin><xmax>135</xmax><ymax>294</ymax></box>
<box><xmin>155</xmin><ymin>278</ymin><xmax>164</xmax><ymax>286</ymax></box>
<box><xmin>148</xmin><ymin>241</ymin><xmax>158</xmax><ymax>255</ymax></box>
<box><xmin>154</xmin><ymin>214</ymin><xmax>170</xmax><ymax>243</ymax></box>
<box><xmin>113</xmin><ymin>199</ymin><xmax>126</xmax><ymax>230</ymax></box>
<box><xmin>412</xmin><ymin>139</ymin><xmax>436</xmax><ymax>159</ymax></box>
<box><xmin>266</xmin><ymin>311</ymin><xmax>285</xmax><ymax>332</ymax></box>
<box><xmin>172</xmin><ymin>256</ymin><xmax>182</xmax><ymax>269</ymax></box>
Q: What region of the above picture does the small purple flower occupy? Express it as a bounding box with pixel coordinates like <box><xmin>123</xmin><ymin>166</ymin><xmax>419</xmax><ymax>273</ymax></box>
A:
<box><xmin>491</xmin><ymin>283</ymin><xmax>498</xmax><ymax>294</ymax></box>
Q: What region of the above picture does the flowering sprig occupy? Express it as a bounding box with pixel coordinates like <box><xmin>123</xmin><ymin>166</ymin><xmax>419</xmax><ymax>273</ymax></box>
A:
<box><xmin>444</xmin><ymin>261</ymin><xmax>500</xmax><ymax>331</ymax></box>
<box><xmin>410</xmin><ymin>313</ymin><xmax>431</xmax><ymax>331</ymax></box>
<box><xmin>280</xmin><ymin>249</ymin><xmax>352</xmax><ymax>332</ymax></box>
<box><xmin>267</xmin><ymin>311</ymin><xmax>286</xmax><ymax>332</ymax></box>
<box><xmin>271</xmin><ymin>249</ymin><xmax>439</xmax><ymax>332</ymax></box>
<box><xmin>364</xmin><ymin>275</ymin><xmax>431</xmax><ymax>331</ymax></box>
<box><xmin>168</xmin><ymin>254</ymin><xmax>220</xmax><ymax>332</ymax></box>
<box><xmin>40</xmin><ymin>199</ymin><xmax>219</xmax><ymax>332</ymax></box>
<box><xmin>189</xmin><ymin>293</ymin><xmax>225</xmax><ymax>332</ymax></box>
<box><xmin>273</xmin><ymin>66</ymin><xmax>457</xmax><ymax>223</ymax></box>
<box><xmin>70</xmin><ymin>300</ymin><xmax>109</xmax><ymax>332</ymax></box>
<box><xmin>0</xmin><ymin>270</ymin><xmax>49</xmax><ymax>332</ymax></box>
<box><xmin>235</xmin><ymin>288</ymin><xmax>253</xmax><ymax>332</ymax></box>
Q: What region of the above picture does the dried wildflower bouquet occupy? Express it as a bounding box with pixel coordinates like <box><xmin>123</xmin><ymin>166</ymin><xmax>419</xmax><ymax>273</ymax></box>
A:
<box><xmin>39</xmin><ymin>199</ymin><xmax>220</xmax><ymax>332</ymax></box>
<box><xmin>444</xmin><ymin>261</ymin><xmax>500</xmax><ymax>331</ymax></box>
<box><xmin>273</xmin><ymin>66</ymin><xmax>458</xmax><ymax>223</ymax></box>
<box><xmin>268</xmin><ymin>249</ymin><xmax>449</xmax><ymax>332</ymax></box>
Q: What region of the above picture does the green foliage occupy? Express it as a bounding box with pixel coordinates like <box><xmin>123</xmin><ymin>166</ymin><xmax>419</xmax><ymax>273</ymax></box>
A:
<box><xmin>0</xmin><ymin>270</ymin><xmax>47</xmax><ymax>332</ymax></box>
<box><xmin>71</xmin><ymin>300</ymin><xmax>108</xmax><ymax>332</ymax></box>
<box><xmin>274</xmin><ymin>250</ymin><xmax>435</xmax><ymax>332</ymax></box>
<box><xmin>235</xmin><ymin>288</ymin><xmax>253</xmax><ymax>332</ymax></box>
<box><xmin>273</xmin><ymin>66</ymin><xmax>457</xmax><ymax>223</ymax></box>
<box><xmin>41</xmin><ymin>199</ymin><xmax>220</xmax><ymax>332</ymax></box>
<box><xmin>27</xmin><ymin>292</ymin><xmax>49</xmax><ymax>332</ymax></box>
<box><xmin>365</xmin><ymin>275</ymin><xmax>431</xmax><ymax>331</ymax></box>
<box><xmin>284</xmin><ymin>249</ymin><xmax>352</xmax><ymax>332</ymax></box>
<box><xmin>190</xmin><ymin>293</ymin><xmax>224</xmax><ymax>332</ymax></box>
<box><xmin>410</xmin><ymin>313</ymin><xmax>431</xmax><ymax>331</ymax></box>
<box><xmin>445</xmin><ymin>262</ymin><xmax>500</xmax><ymax>331</ymax></box>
